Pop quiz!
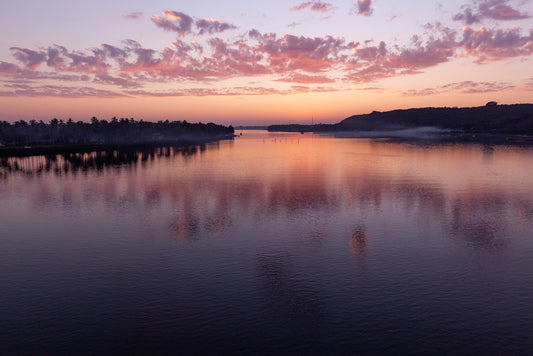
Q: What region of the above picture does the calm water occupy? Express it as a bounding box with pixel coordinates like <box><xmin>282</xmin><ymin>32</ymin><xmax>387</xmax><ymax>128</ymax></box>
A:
<box><xmin>1</xmin><ymin>131</ymin><xmax>533</xmax><ymax>354</ymax></box>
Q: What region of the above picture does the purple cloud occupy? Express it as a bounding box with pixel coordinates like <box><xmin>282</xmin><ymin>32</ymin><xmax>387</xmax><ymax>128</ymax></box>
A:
<box><xmin>453</xmin><ymin>0</ymin><xmax>530</xmax><ymax>24</ymax></box>
<box><xmin>151</xmin><ymin>11</ymin><xmax>194</xmax><ymax>36</ymax></box>
<box><xmin>195</xmin><ymin>18</ymin><xmax>237</xmax><ymax>35</ymax></box>
<box><xmin>151</xmin><ymin>11</ymin><xmax>236</xmax><ymax>37</ymax></box>
<box><xmin>2</xmin><ymin>9</ymin><xmax>533</xmax><ymax>99</ymax></box>
<box><xmin>354</xmin><ymin>0</ymin><xmax>375</xmax><ymax>16</ymax></box>
<box><xmin>124</xmin><ymin>12</ymin><xmax>143</xmax><ymax>20</ymax></box>
<box><xmin>453</xmin><ymin>9</ymin><xmax>483</xmax><ymax>25</ymax></box>
<box><xmin>479</xmin><ymin>0</ymin><xmax>530</xmax><ymax>21</ymax></box>
<box><xmin>461</xmin><ymin>26</ymin><xmax>533</xmax><ymax>63</ymax></box>
<box><xmin>0</xmin><ymin>61</ymin><xmax>18</xmax><ymax>73</ymax></box>
<box><xmin>10</xmin><ymin>48</ymin><xmax>47</xmax><ymax>70</ymax></box>
<box><xmin>291</xmin><ymin>1</ymin><xmax>336</xmax><ymax>13</ymax></box>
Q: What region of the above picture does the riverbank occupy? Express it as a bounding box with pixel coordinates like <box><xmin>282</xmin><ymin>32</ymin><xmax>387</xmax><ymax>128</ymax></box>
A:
<box><xmin>0</xmin><ymin>134</ymin><xmax>235</xmax><ymax>157</ymax></box>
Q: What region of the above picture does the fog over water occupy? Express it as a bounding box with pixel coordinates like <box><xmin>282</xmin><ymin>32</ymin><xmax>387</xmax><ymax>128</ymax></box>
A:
<box><xmin>1</xmin><ymin>131</ymin><xmax>533</xmax><ymax>354</ymax></box>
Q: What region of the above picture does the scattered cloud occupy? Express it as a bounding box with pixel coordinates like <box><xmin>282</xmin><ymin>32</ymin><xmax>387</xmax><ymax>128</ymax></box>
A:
<box><xmin>125</xmin><ymin>85</ymin><xmax>338</xmax><ymax>97</ymax></box>
<box><xmin>151</xmin><ymin>11</ymin><xmax>194</xmax><ymax>36</ymax></box>
<box><xmin>460</xmin><ymin>26</ymin><xmax>533</xmax><ymax>63</ymax></box>
<box><xmin>290</xmin><ymin>1</ymin><xmax>336</xmax><ymax>13</ymax></box>
<box><xmin>478</xmin><ymin>0</ymin><xmax>530</xmax><ymax>21</ymax></box>
<box><xmin>151</xmin><ymin>10</ymin><xmax>236</xmax><ymax>37</ymax></box>
<box><xmin>124</xmin><ymin>12</ymin><xmax>143</xmax><ymax>20</ymax></box>
<box><xmin>10</xmin><ymin>48</ymin><xmax>47</xmax><ymax>70</ymax></box>
<box><xmin>453</xmin><ymin>8</ymin><xmax>483</xmax><ymax>25</ymax></box>
<box><xmin>453</xmin><ymin>0</ymin><xmax>530</xmax><ymax>25</ymax></box>
<box><xmin>403</xmin><ymin>80</ymin><xmax>515</xmax><ymax>96</ymax></box>
<box><xmin>0</xmin><ymin>84</ymin><xmax>127</xmax><ymax>98</ymax></box>
<box><xmin>275</xmin><ymin>73</ymin><xmax>335</xmax><ymax>83</ymax></box>
<box><xmin>196</xmin><ymin>18</ymin><xmax>237</xmax><ymax>35</ymax></box>
<box><xmin>1</xmin><ymin>6</ymin><xmax>532</xmax><ymax>98</ymax></box>
<box><xmin>353</xmin><ymin>0</ymin><xmax>375</xmax><ymax>16</ymax></box>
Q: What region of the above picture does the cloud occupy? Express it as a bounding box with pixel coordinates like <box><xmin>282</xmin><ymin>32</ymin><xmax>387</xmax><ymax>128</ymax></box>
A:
<box><xmin>10</xmin><ymin>48</ymin><xmax>47</xmax><ymax>70</ymax></box>
<box><xmin>353</xmin><ymin>0</ymin><xmax>375</xmax><ymax>16</ymax></box>
<box><xmin>0</xmin><ymin>84</ymin><xmax>127</xmax><ymax>98</ymax></box>
<box><xmin>124</xmin><ymin>12</ymin><xmax>143</xmax><ymax>20</ymax></box>
<box><xmin>460</xmin><ymin>26</ymin><xmax>533</xmax><ymax>63</ymax></box>
<box><xmin>345</xmin><ymin>26</ymin><xmax>457</xmax><ymax>83</ymax></box>
<box><xmin>195</xmin><ymin>18</ymin><xmax>237</xmax><ymax>35</ymax></box>
<box><xmin>93</xmin><ymin>74</ymin><xmax>140</xmax><ymax>88</ymax></box>
<box><xmin>125</xmin><ymin>85</ymin><xmax>338</xmax><ymax>97</ymax></box>
<box><xmin>479</xmin><ymin>0</ymin><xmax>530</xmax><ymax>21</ymax></box>
<box><xmin>453</xmin><ymin>9</ymin><xmax>483</xmax><ymax>25</ymax></box>
<box><xmin>402</xmin><ymin>80</ymin><xmax>515</xmax><ymax>96</ymax></box>
<box><xmin>275</xmin><ymin>73</ymin><xmax>335</xmax><ymax>83</ymax></box>
<box><xmin>2</xmin><ymin>9</ymin><xmax>533</xmax><ymax>99</ymax></box>
<box><xmin>290</xmin><ymin>1</ymin><xmax>336</xmax><ymax>13</ymax></box>
<box><xmin>453</xmin><ymin>0</ymin><xmax>530</xmax><ymax>24</ymax></box>
<box><xmin>151</xmin><ymin>11</ymin><xmax>194</xmax><ymax>36</ymax></box>
<box><xmin>402</xmin><ymin>88</ymin><xmax>439</xmax><ymax>96</ymax></box>
<box><xmin>151</xmin><ymin>10</ymin><xmax>236</xmax><ymax>37</ymax></box>
<box><xmin>0</xmin><ymin>61</ymin><xmax>18</xmax><ymax>73</ymax></box>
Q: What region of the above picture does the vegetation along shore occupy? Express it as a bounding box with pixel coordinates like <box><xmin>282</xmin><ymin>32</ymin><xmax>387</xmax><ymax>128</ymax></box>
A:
<box><xmin>0</xmin><ymin>117</ymin><xmax>234</xmax><ymax>157</ymax></box>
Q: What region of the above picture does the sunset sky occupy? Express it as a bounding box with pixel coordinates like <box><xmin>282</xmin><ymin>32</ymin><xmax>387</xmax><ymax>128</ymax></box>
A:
<box><xmin>1</xmin><ymin>0</ymin><xmax>532</xmax><ymax>125</ymax></box>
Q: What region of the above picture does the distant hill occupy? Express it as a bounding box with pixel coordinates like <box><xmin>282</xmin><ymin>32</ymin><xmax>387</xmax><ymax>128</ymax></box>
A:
<box><xmin>268</xmin><ymin>104</ymin><xmax>533</xmax><ymax>135</ymax></box>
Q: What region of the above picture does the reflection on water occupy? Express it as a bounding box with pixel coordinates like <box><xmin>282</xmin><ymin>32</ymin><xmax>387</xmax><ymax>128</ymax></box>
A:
<box><xmin>1</xmin><ymin>131</ymin><xmax>533</xmax><ymax>354</ymax></box>
<box><xmin>0</xmin><ymin>145</ymin><xmax>209</xmax><ymax>178</ymax></box>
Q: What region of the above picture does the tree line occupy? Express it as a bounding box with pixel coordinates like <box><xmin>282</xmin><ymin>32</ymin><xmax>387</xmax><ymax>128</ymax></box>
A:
<box><xmin>0</xmin><ymin>117</ymin><xmax>234</xmax><ymax>146</ymax></box>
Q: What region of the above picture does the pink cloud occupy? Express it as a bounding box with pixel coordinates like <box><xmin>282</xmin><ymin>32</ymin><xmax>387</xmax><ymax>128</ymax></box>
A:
<box><xmin>124</xmin><ymin>85</ymin><xmax>338</xmax><ymax>97</ymax></box>
<box><xmin>2</xmin><ymin>9</ymin><xmax>533</xmax><ymax>99</ymax></box>
<box><xmin>403</xmin><ymin>80</ymin><xmax>515</xmax><ymax>96</ymax></box>
<box><xmin>402</xmin><ymin>88</ymin><xmax>439</xmax><ymax>96</ymax></box>
<box><xmin>0</xmin><ymin>84</ymin><xmax>127</xmax><ymax>98</ymax></box>
<box><xmin>275</xmin><ymin>73</ymin><xmax>335</xmax><ymax>83</ymax></box>
<box><xmin>93</xmin><ymin>74</ymin><xmax>140</xmax><ymax>88</ymax></box>
<box><xmin>290</xmin><ymin>1</ymin><xmax>336</xmax><ymax>13</ymax></box>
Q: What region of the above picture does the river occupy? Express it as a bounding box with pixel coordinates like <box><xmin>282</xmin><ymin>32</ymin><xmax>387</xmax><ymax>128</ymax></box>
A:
<box><xmin>1</xmin><ymin>130</ymin><xmax>533</xmax><ymax>354</ymax></box>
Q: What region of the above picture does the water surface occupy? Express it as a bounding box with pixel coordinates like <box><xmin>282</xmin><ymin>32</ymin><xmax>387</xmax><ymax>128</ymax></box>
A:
<box><xmin>1</xmin><ymin>131</ymin><xmax>533</xmax><ymax>354</ymax></box>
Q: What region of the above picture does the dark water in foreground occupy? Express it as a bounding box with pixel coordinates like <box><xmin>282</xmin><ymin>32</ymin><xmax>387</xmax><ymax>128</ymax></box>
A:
<box><xmin>1</xmin><ymin>131</ymin><xmax>533</xmax><ymax>354</ymax></box>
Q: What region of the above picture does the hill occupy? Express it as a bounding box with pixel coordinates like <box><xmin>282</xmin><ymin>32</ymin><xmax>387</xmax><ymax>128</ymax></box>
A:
<box><xmin>268</xmin><ymin>104</ymin><xmax>533</xmax><ymax>135</ymax></box>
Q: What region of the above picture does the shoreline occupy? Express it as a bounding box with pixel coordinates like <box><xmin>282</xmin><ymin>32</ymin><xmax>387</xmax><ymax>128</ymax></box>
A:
<box><xmin>0</xmin><ymin>135</ymin><xmax>235</xmax><ymax>158</ymax></box>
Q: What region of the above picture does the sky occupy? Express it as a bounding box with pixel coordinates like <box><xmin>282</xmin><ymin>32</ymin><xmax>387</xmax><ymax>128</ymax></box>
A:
<box><xmin>0</xmin><ymin>0</ymin><xmax>532</xmax><ymax>125</ymax></box>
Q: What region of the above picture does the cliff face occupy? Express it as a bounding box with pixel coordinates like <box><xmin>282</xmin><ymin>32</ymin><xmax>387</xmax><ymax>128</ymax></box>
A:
<box><xmin>336</xmin><ymin>104</ymin><xmax>533</xmax><ymax>134</ymax></box>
